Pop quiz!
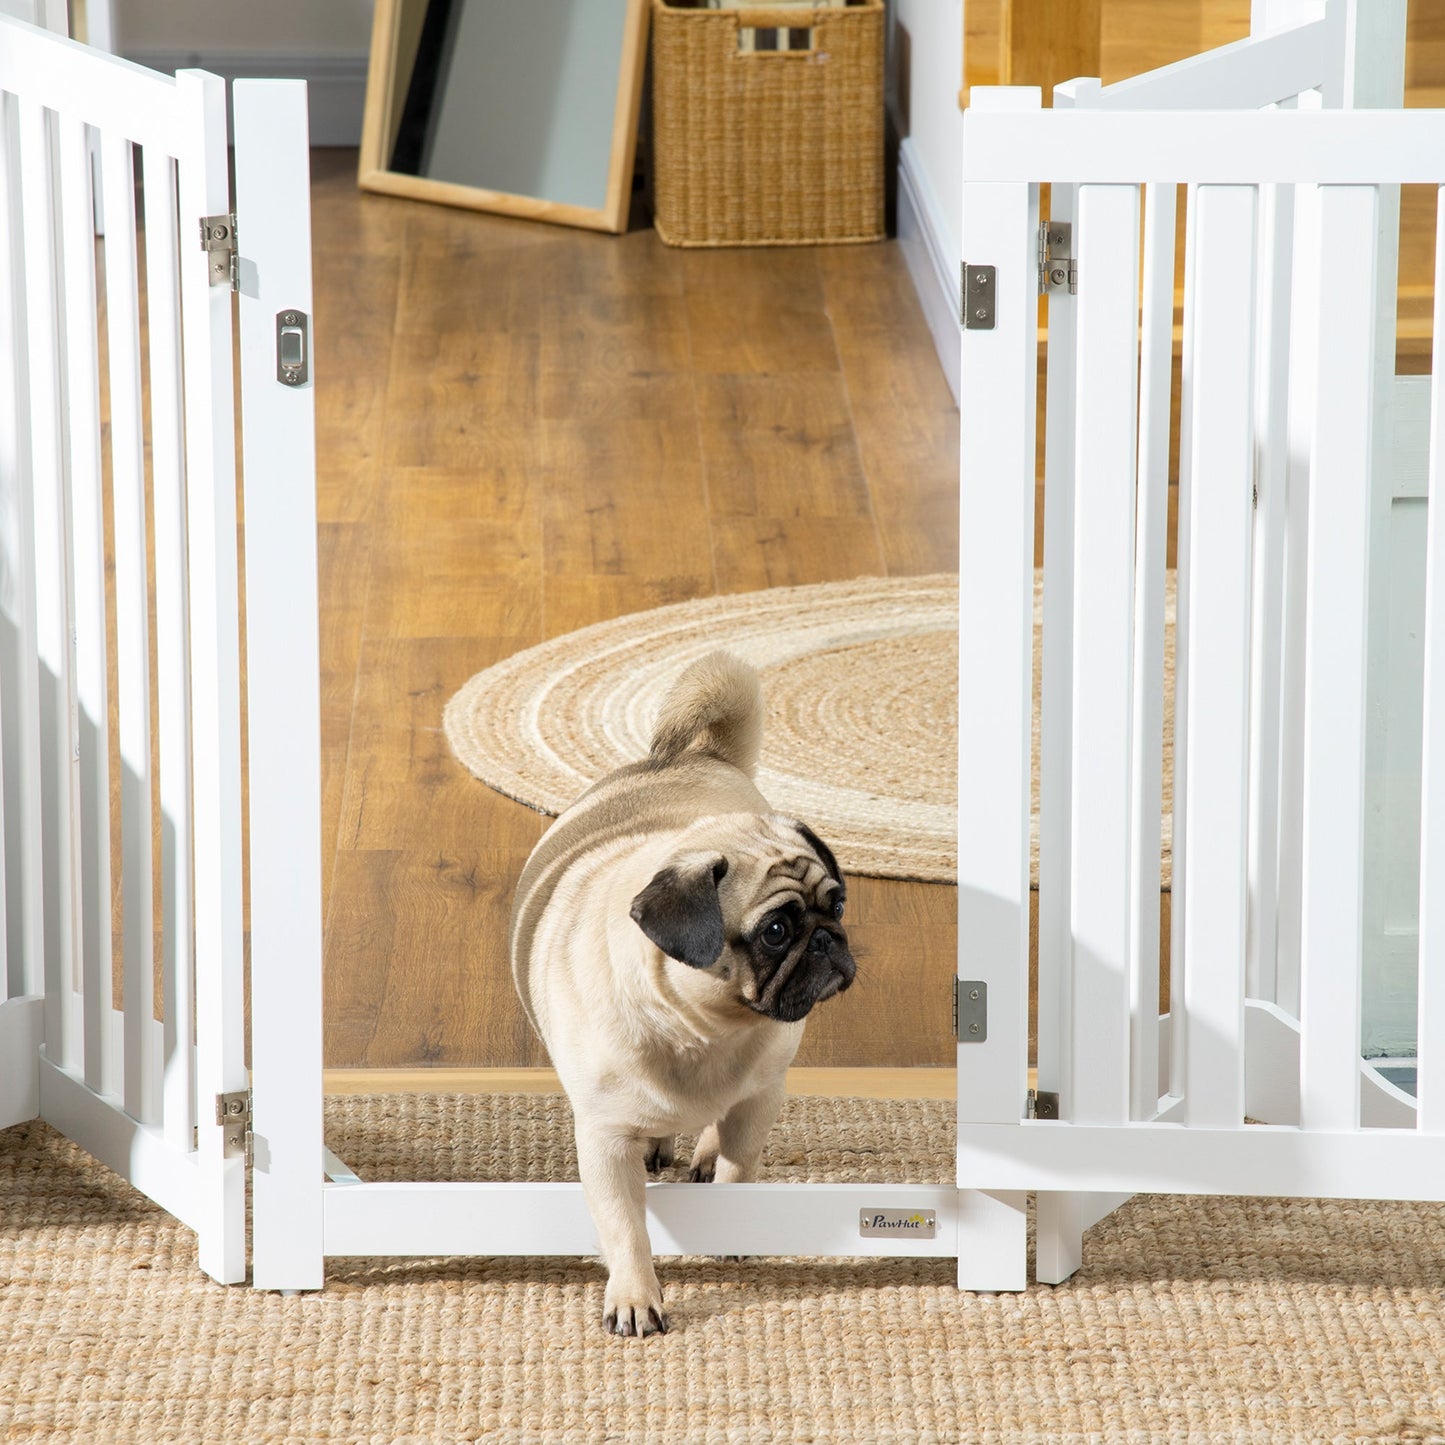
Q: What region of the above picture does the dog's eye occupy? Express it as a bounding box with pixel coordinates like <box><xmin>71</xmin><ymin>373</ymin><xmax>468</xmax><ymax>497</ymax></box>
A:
<box><xmin>761</xmin><ymin>919</ymin><xmax>790</xmax><ymax>951</ymax></box>
<box><xmin>832</xmin><ymin>900</ymin><xmax>845</xmax><ymax>921</ymax></box>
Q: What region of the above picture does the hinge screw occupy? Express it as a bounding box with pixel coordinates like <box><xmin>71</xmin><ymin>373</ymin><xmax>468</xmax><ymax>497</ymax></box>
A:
<box><xmin>969</xmin><ymin>989</ymin><xmax>980</xmax><ymax>1001</ymax></box>
<box><xmin>283</xmin><ymin>312</ymin><xmax>298</xmax><ymax>325</ymax></box>
<box><xmin>968</xmin><ymin>1022</ymin><xmax>980</xmax><ymax>1034</ymax></box>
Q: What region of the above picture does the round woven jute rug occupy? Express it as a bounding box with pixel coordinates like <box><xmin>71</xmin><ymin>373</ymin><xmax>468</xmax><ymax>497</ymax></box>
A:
<box><xmin>444</xmin><ymin>574</ymin><xmax>1176</xmax><ymax>887</ymax></box>
<box><xmin>444</xmin><ymin>575</ymin><xmax>960</xmax><ymax>882</ymax></box>
<box><xmin>4</xmin><ymin>1092</ymin><xmax>1443</xmax><ymax>1443</ymax></box>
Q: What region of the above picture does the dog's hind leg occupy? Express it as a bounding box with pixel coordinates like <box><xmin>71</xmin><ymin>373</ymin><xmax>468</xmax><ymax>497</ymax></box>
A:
<box><xmin>644</xmin><ymin>1136</ymin><xmax>675</xmax><ymax>1174</ymax></box>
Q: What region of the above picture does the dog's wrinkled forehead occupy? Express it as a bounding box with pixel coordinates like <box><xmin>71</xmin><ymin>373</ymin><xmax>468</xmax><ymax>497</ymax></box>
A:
<box><xmin>727</xmin><ymin>817</ymin><xmax>845</xmax><ymax>915</ymax></box>
<box><xmin>762</xmin><ymin>850</ymin><xmax>833</xmax><ymax>901</ymax></box>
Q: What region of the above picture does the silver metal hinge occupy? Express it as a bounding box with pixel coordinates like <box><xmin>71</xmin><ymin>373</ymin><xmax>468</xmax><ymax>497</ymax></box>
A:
<box><xmin>1039</xmin><ymin>220</ymin><xmax>1076</xmax><ymax>296</ymax></box>
<box><xmin>200</xmin><ymin>212</ymin><xmax>239</xmax><ymax>290</ymax></box>
<box><xmin>962</xmin><ymin>263</ymin><xmax>996</xmax><ymax>330</ymax></box>
<box><xmin>216</xmin><ymin>1090</ymin><xmax>252</xmax><ymax>1162</ymax></box>
<box><xmin>954</xmin><ymin>979</ymin><xmax>987</xmax><ymax>1042</ymax></box>
<box><xmin>1026</xmin><ymin>1088</ymin><xmax>1060</xmax><ymax>1120</ymax></box>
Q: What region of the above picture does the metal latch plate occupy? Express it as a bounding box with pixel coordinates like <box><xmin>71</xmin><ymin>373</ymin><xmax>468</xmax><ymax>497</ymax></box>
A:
<box><xmin>954</xmin><ymin>979</ymin><xmax>987</xmax><ymax>1042</ymax></box>
<box><xmin>962</xmin><ymin>264</ymin><xmax>996</xmax><ymax>330</ymax></box>
<box><xmin>277</xmin><ymin>310</ymin><xmax>309</xmax><ymax>386</ymax></box>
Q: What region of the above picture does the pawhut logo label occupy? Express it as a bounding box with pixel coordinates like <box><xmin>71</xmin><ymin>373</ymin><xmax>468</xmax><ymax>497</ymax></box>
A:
<box><xmin>859</xmin><ymin>1209</ymin><xmax>937</xmax><ymax>1239</ymax></box>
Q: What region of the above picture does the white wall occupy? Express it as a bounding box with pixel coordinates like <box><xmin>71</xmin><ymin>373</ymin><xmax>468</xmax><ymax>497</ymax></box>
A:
<box><xmin>888</xmin><ymin>0</ymin><xmax>962</xmax><ymax>268</ymax></box>
<box><xmin>111</xmin><ymin>0</ymin><xmax>374</xmax><ymax>144</ymax></box>
<box><xmin>888</xmin><ymin>0</ymin><xmax>964</xmax><ymax>401</ymax></box>
<box><xmin>113</xmin><ymin>0</ymin><xmax>372</xmax><ymax>55</ymax></box>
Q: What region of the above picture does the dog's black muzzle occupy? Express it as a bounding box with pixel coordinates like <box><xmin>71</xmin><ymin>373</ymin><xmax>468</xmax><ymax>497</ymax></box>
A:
<box><xmin>760</xmin><ymin>926</ymin><xmax>856</xmax><ymax>1024</ymax></box>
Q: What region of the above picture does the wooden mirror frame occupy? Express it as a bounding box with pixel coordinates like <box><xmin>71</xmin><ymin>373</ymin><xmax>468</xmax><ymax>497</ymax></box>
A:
<box><xmin>358</xmin><ymin>0</ymin><xmax>651</xmax><ymax>234</ymax></box>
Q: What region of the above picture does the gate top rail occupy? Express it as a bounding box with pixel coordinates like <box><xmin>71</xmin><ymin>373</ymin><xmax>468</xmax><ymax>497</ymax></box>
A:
<box><xmin>963</xmin><ymin>105</ymin><xmax>1445</xmax><ymax>187</ymax></box>
<box><xmin>1081</xmin><ymin>18</ymin><xmax>1333</xmax><ymax>111</ymax></box>
<box><xmin>0</xmin><ymin>13</ymin><xmax>196</xmax><ymax>156</ymax></box>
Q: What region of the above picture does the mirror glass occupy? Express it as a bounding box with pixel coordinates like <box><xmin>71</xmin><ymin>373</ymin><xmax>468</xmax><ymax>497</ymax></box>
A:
<box><xmin>361</xmin><ymin>0</ymin><xmax>647</xmax><ymax>233</ymax></box>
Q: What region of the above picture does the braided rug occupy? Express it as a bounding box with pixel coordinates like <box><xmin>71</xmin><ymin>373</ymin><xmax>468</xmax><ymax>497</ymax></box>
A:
<box><xmin>443</xmin><ymin>575</ymin><xmax>1178</xmax><ymax>887</ymax></box>
<box><xmin>4</xmin><ymin>1090</ymin><xmax>1442</xmax><ymax>1442</ymax></box>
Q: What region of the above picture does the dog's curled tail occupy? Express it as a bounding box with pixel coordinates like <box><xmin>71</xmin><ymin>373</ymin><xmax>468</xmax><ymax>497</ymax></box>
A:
<box><xmin>648</xmin><ymin>651</ymin><xmax>763</xmax><ymax>777</ymax></box>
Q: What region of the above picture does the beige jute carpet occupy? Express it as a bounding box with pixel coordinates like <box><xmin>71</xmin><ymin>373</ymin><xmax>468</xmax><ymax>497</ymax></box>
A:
<box><xmin>5</xmin><ymin>1092</ymin><xmax>1444</xmax><ymax>1443</ymax></box>
<box><xmin>443</xmin><ymin>575</ymin><xmax>1178</xmax><ymax>888</ymax></box>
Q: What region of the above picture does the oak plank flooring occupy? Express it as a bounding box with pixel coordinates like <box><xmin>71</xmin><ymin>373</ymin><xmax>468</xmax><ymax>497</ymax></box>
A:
<box><xmin>312</xmin><ymin>150</ymin><xmax>961</xmax><ymax>1070</ymax></box>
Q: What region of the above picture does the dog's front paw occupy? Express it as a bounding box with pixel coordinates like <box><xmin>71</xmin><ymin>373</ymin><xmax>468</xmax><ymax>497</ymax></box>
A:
<box><xmin>644</xmin><ymin>1136</ymin><xmax>675</xmax><ymax>1175</ymax></box>
<box><xmin>603</xmin><ymin>1277</ymin><xmax>669</xmax><ymax>1338</ymax></box>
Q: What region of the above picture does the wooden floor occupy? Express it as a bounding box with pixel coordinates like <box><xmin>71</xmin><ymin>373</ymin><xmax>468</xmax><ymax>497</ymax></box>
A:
<box><xmin>311</xmin><ymin>152</ymin><xmax>962</xmax><ymax>1070</ymax></box>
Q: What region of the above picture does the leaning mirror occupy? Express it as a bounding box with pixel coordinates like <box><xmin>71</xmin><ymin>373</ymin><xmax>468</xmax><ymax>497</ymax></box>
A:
<box><xmin>359</xmin><ymin>0</ymin><xmax>650</xmax><ymax>233</ymax></box>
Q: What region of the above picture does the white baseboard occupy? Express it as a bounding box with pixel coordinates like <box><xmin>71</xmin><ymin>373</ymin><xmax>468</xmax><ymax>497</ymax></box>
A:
<box><xmin>896</xmin><ymin>136</ymin><xmax>960</xmax><ymax>407</ymax></box>
<box><xmin>123</xmin><ymin>50</ymin><xmax>368</xmax><ymax>147</ymax></box>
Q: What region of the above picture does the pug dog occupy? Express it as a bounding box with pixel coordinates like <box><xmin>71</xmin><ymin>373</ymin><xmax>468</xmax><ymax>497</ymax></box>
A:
<box><xmin>510</xmin><ymin>650</ymin><xmax>855</xmax><ymax>1337</ymax></box>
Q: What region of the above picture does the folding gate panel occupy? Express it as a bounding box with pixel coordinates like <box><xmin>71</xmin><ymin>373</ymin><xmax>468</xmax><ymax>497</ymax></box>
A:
<box><xmin>958</xmin><ymin>98</ymin><xmax>1445</xmax><ymax>1286</ymax></box>
<box><xmin>0</xmin><ymin>19</ymin><xmax>315</xmax><ymax>1284</ymax></box>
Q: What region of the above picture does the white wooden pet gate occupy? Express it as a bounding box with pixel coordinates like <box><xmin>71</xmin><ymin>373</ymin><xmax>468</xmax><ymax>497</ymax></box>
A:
<box><xmin>0</xmin><ymin>15</ymin><xmax>318</xmax><ymax>1285</ymax></box>
<box><xmin>4</xmin><ymin>5</ymin><xmax>1443</xmax><ymax>1295</ymax></box>
<box><xmin>956</xmin><ymin>3</ymin><xmax>1445</xmax><ymax>1287</ymax></box>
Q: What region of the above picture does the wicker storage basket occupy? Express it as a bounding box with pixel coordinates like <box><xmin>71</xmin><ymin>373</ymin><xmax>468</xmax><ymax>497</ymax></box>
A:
<box><xmin>650</xmin><ymin>0</ymin><xmax>885</xmax><ymax>248</ymax></box>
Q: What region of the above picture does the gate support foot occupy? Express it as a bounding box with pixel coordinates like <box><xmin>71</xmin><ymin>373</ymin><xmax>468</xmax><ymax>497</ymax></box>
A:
<box><xmin>957</xmin><ymin>1188</ymin><xmax>1027</xmax><ymax>1291</ymax></box>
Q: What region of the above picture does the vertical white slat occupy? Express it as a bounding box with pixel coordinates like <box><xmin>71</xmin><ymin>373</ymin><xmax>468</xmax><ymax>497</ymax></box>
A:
<box><xmin>0</xmin><ymin>91</ymin><xmax>46</xmax><ymax>1006</ymax></box>
<box><xmin>1297</xmin><ymin>185</ymin><xmax>1379</xmax><ymax>1134</ymax></box>
<box><xmin>175</xmin><ymin>69</ymin><xmax>247</xmax><ymax>1287</ymax></box>
<box><xmin>1068</xmin><ymin>182</ymin><xmax>1141</xmax><ymax>1127</ymax></box>
<box><xmin>141</xmin><ymin>143</ymin><xmax>196</xmax><ymax>1154</ymax></box>
<box><xmin>56</xmin><ymin>113</ymin><xmax>112</xmax><ymax>1095</ymax></box>
<box><xmin>100</xmin><ymin>129</ymin><xmax>160</xmax><ymax>1127</ymax></box>
<box><xmin>1033</xmin><ymin>80</ymin><xmax>1094</xmax><ymax>1290</ymax></box>
<box><xmin>1245</xmin><ymin>147</ymin><xmax>1298</xmax><ymax>1012</ymax></box>
<box><xmin>1352</xmin><ymin>0</ymin><xmax>1410</xmax><ymax>1065</ymax></box>
<box><xmin>1035</xmin><ymin>177</ymin><xmax>1144</xmax><ymax>1291</ymax></box>
<box><xmin>1180</xmin><ymin>184</ymin><xmax>1258</xmax><ymax>1131</ymax></box>
<box><xmin>18</xmin><ymin>93</ymin><xmax>80</xmax><ymax>1076</ymax></box>
<box><xmin>1275</xmin><ymin>107</ymin><xmax>1324</xmax><ymax>1023</ymax></box>
<box><xmin>1130</xmin><ymin>180</ymin><xmax>1175</xmax><ymax>1121</ymax></box>
<box><xmin>0</xmin><ymin>647</ymin><xmax>6</xmax><ymax>1001</ymax></box>
<box><xmin>1416</xmin><ymin>190</ymin><xmax>1445</xmax><ymax>1136</ymax></box>
<box><xmin>1036</xmin><ymin>78</ymin><xmax>1098</xmax><ymax>1129</ymax></box>
<box><xmin>1250</xmin><ymin>0</ymin><xmax>1327</xmax><ymax>34</ymax></box>
<box><xmin>1169</xmin><ymin>185</ymin><xmax>1200</xmax><ymax>1102</ymax></box>
<box><xmin>1313</xmin><ymin>0</ymin><xmax>1348</xmax><ymax>108</ymax></box>
<box><xmin>235</xmin><ymin>79</ymin><xmax>325</xmax><ymax>1292</ymax></box>
<box><xmin>956</xmin><ymin>87</ymin><xmax>1039</xmax><ymax>1294</ymax></box>
<box><xmin>1037</xmin><ymin>178</ymin><xmax>1078</xmax><ymax>1117</ymax></box>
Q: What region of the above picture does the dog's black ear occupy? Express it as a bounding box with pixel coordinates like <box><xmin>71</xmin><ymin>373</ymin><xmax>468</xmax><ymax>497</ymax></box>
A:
<box><xmin>630</xmin><ymin>854</ymin><xmax>729</xmax><ymax>968</ymax></box>
<box><xmin>793</xmin><ymin>821</ymin><xmax>842</xmax><ymax>885</ymax></box>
